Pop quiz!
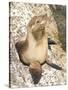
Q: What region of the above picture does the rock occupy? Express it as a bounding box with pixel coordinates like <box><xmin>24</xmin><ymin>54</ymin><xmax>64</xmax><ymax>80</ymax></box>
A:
<box><xmin>9</xmin><ymin>2</ymin><xmax>66</xmax><ymax>88</ymax></box>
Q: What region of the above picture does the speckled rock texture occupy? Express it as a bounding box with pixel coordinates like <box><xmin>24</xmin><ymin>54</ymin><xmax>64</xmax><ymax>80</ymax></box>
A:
<box><xmin>9</xmin><ymin>2</ymin><xmax>66</xmax><ymax>88</ymax></box>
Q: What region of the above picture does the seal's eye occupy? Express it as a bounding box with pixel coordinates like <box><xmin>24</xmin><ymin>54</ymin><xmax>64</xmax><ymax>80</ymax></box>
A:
<box><xmin>36</xmin><ymin>20</ymin><xmax>40</xmax><ymax>23</ymax></box>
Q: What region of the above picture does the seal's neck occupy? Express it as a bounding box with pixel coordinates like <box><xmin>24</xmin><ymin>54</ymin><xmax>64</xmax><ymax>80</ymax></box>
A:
<box><xmin>27</xmin><ymin>32</ymin><xmax>36</xmax><ymax>48</ymax></box>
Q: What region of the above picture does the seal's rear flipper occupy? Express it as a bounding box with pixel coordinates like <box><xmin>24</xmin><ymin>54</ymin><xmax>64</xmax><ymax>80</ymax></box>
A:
<box><xmin>48</xmin><ymin>38</ymin><xmax>57</xmax><ymax>45</ymax></box>
<box><xmin>29</xmin><ymin>61</ymin><xmax>42</xmax><ymax>84</ymax></box>
<box><xmin>46</xmin><ymin>60</ymin><xmax>63</xmax><ymax>70</ymax></box>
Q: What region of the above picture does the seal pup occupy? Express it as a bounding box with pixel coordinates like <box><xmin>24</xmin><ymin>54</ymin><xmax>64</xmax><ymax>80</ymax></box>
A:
<box><xmin>16</xmin><ymin>14</ymin><xmax>48</xmax><ymax>65</ymax></box>
<box><xmin>15</xmin><ymin>15</ymin><xmax>63</xmax><ymax>84</ymax></box>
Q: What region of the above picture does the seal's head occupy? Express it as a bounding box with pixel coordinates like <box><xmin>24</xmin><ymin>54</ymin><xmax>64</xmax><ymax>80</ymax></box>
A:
<box><xmin>29</xmin><ymin>61</ymin><xmax>42</xmax><ymax>84</ymax></box>
<box><xmin>27</xmin><ymin>14</ymin><xmax>48</xmax><ymax>41</ymax></box>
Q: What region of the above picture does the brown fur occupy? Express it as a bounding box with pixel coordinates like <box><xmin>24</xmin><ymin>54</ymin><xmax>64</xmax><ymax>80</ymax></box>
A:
<box><xmin>15</xmin><ymin>15</ymin><xmax>63</xmax><ymax>84</ymax></box>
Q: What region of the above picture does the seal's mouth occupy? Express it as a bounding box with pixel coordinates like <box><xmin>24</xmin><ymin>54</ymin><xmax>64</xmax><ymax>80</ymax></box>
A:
<box><xmin>32</xmin><ymin>24</ymin><xmax>45</xmax><ymax>32</ymax></box>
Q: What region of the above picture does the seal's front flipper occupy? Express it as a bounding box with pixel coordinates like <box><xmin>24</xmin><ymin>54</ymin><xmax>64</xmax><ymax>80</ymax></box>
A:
<box><xmin>48</xmin><ymin>38</ymin><xmax>56</xmax><ymax>45</ymax></box>
<box><xmin>46</xmin><ymin>60</ymin><xmax>63</xmax><ymax>70</ymax></box>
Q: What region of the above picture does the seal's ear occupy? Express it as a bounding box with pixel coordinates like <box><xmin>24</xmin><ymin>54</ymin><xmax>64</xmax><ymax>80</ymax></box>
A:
<box><xmin>41</xmin><ymin>14</ymin><xmax>48</xmax><ymax>21</ymax></box>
